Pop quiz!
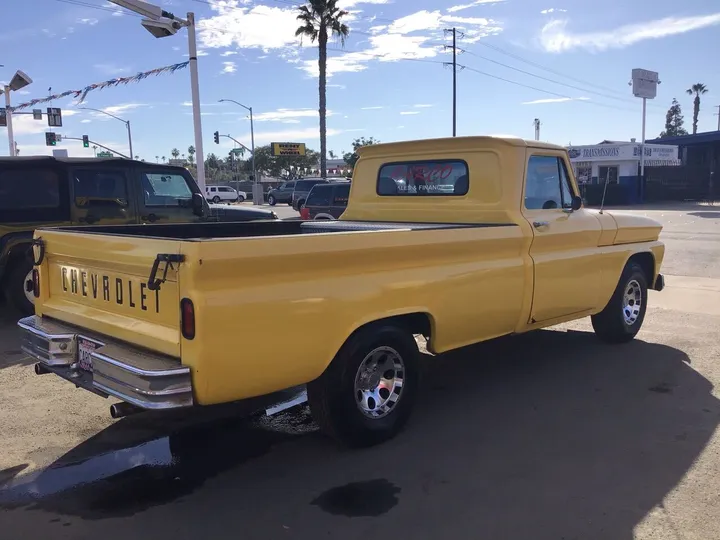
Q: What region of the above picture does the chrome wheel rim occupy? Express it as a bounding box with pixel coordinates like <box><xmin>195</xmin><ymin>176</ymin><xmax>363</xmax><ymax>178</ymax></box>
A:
<box><xmin>622</xmin><ymin>279</ymin><xmax>642</xmax><ymax>325</ymax></box>
<box><xmin>24</xmin><ymin>269</ymin><xmax>35</xmax><ymax>305</ymax></box>
<box><xmin>354</xmin><ymin>346</ymin><xmax>405</xmax><ymax>419</ymax></box>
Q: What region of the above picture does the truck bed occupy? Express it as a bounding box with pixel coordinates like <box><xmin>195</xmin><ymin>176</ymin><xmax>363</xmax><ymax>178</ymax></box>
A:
<box><xmin>52</xmin><ymin>219</ymin><xmax>509</xmax><ymax>240</ymax></box>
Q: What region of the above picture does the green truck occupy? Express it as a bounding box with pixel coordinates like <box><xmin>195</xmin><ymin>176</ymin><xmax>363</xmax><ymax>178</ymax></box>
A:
<box><xmin>0</xmin><ymin>156</ymin><xmax>277</xmax><ymax>314</ymax></box>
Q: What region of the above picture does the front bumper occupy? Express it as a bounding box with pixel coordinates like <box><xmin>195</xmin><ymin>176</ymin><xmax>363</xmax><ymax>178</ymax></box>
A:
<box><xmin>18</xmin><ymin>316</ymin><xmax>193</xmax><ymax>410</ymax></box>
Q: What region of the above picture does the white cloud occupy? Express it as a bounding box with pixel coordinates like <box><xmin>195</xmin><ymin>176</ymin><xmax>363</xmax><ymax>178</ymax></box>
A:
<box><xmin>253</xmin><ymin>108</ymin><xmax>332</xmax><ymax>122</ymax></box>
<box><xmin>414</xmin><ymin>103</ymin><xmax>434</xmax><ymax>108</ymax></box>
<box><xmin>339</xmin><ymin>0</ymin><xmax>390</xmax><ymax>8</ymax></box>
<box><xmin>328</xmin><ymin>84</ymin><xmax>346</xmax><ymax>89</ymax></box>
<box><xmin>77</xmin><ymin>18</ymin><xmax>99</xmax><ymax>25</ymax></box>
<box><xmin>540</xmin><ymin>8</ymin><xmax>567</xmax><ymax>15</ymax></box>
<box><xmin>540</xmin><ymin>13</ymin><xmax>720</xmax><ymax>52</ymax></box>
<box><xmin>221</xmin><ymin>61</ymin><xmax>236</xmax><ymax>74</ymax></box>
<box><xmin>522</xmin><ymin>97</ymin><xmax>590</xmax><ymax>105</ymax></box>
<box><xmin>447</xmin><ymin>0</ymin><xmax>506</xmax><ymax>14</ymax></box>
<box><xmin>94</xmin><ymin>63</ymin><xmax>131</xmax><ymax>75</ymax></box>
<box><xmin>219</xmin><ymin>127</ymin><xmax>345</xmax><ymax>147</ymax></box>
<box><xmin>198</xmin><ymin>4</ymin><xmax>302</xmax><ymax>51</ymax></box>
<box><xmin>220</xmin><ymin>51</ymin><xmax>238</xmax><ymax>56</ymax></box>
<box><xmin>80</xmin><ymin>119</ymin><xmax>92</xmax><ymax>123</ymax></box>
<box><xmin>361</xmin><ymin>106</ymin><xmax>384</xmax><ymax>110</ymax></box>
<box><xmin>100</xmin><ymin>103</ymin><xmax>146</xmax><ymax>115</ymax></box>
<box><xmin>400</xmin><ymin>111</ymin><xmax>420</xmax><ymax>115</ymax></box>
<box><xmin>102</xmin><ymin>2</ymin><xmax>124</xmax><ymax>16</ymax></box>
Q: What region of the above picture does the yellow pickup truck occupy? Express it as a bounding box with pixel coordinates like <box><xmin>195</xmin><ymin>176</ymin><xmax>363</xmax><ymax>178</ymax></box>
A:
<box><xmin>19</xmin><ymin>136</ymin><xmax>665</xmax><ymax>447</ymax></box>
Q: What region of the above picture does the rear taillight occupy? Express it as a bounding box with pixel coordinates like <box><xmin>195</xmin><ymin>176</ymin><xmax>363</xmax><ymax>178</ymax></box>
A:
<box><xmin>300</xmin><ymin>207</ymin><xmax>310</xmax><ymax>220</ymax></box>
<box><xmin>180</xmin><ymin>298</ymin><xmax>195</xmax><ymax>340</ymax></box>
<box><xmin>32</xmin><ymin>269</ymin><xmax>40</xmax><ymax>298</ymax></box>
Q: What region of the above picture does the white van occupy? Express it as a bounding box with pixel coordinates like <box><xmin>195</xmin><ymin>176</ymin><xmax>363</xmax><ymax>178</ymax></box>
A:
<box><xmin>205</xmin><ymin>185</ymin><xmax>246</xmax><ymax>203</ymax></box>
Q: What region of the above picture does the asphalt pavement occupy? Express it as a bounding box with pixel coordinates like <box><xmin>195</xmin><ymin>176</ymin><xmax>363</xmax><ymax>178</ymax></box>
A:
<box><xmin>1</xmin><ymin>203</ymin><xmax>719</xmax><ymax>539</ymax></box>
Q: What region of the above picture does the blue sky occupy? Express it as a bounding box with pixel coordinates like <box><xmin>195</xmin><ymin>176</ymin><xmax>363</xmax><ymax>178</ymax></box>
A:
<box><xmin>2</xmin><ymin>0</ymin><xmax>720</xmax><ymax>162</ymax></box>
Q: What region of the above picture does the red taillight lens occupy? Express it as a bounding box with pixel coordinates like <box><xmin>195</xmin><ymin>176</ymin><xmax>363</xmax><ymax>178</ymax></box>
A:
<box><xmin>300</xmin><ymin>207</ymin><xmax>310</xmax><ymax>220</ymax></box>
<box><xmin>180</xmin><ymin>298</ymin><xmax>195</xmax><ymax>340</ymax></box>
<box><xmin>32</xmin><ymin>269</ymin><xmax>40</xmax><ymax>298</ymax></box>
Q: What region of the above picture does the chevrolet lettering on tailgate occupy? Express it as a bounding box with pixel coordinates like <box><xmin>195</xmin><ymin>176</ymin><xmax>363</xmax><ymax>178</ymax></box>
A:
<box><xmin>59</xmin><ymin>267</ymin><xmax>162</xmax><ymax>314</ymax></box>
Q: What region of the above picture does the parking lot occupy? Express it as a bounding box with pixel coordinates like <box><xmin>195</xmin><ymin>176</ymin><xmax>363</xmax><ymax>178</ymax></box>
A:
<box><xmin>1</xmin><ymin>203</ymin><xmax>719</xmax><ymax>540</ymax></box>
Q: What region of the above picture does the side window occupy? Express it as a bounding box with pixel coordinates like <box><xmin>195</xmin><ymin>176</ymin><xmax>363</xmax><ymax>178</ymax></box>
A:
<box><xmin>0</xmin><ymin>167</ymin><xmax>69</xmax><ymax>223</ymax></box>
<box><xmin>333</xmin><ymin>184</ymin><xmax>350</xmax><ymax>205</ymax></box>
<box><xmin>558</xmin><ymin>160</ymin><xmax>574</xmax><ymax>209</ymax></box>
<box><xmin>73</xmin><ymin>169</ymin><xmax>129</xmax><ymax>208</ymax></box>
<box><xmin>285</xmin><ymin>182</ymin><xmax>295</xmax><ymax>190</ymax></box>
<box><xmin>307</xmin><ymin>187</ymin><xmax>331</xmax><ymax>206</ymax></box>
<box><xmin>141</xmin><ymin>171</ymin><xmax>194</xmax><ymax>207</ymax></box>
<box><xmin>525</xmin><ymin>156</ymin><xmax>563</xmax><ymax>210</ymax></box>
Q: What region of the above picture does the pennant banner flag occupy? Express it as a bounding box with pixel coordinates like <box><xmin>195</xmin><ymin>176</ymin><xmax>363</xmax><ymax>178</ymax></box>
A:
<box><xmin>8</xmin><ymin>61</ymin><xmax>189</xmax><ymax>112</ymax></box>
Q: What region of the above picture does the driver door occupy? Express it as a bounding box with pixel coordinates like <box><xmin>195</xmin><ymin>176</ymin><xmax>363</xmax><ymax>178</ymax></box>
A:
<box><xmin>137</xmin><ymin>169</ymin><xmax>199</xmax><ymax>224</ymax></box>
<box><xmin>522</xmin><ymin>154</ymin><xmax>603</xmax><ymax>323</ymax></box>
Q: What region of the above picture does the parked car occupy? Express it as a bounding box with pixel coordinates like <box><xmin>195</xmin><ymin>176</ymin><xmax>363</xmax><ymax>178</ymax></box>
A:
<box><xmin>206</xmin><ymin>185</ymin><xmax>245</xmax><ymax>203</ymax></box>
<box><xmin>20</xmin><ymin>136</ymin><xmax>666</xmax><ymax>449</ymax></box>
<box><xmin>0</xmin><ymin>157</ymin><xmax>276</xmax><ymax>315</ymax></box>
<box><xmin>292</xmin><ymin>178</ymin><xmax>329</xmax><ymax>211</ymax></box>
<box><xmin>267</xmin><ymin>181</ymin><xmax>295</xmax><ymax>206</ymax></box>
<box><xmin>300</xmin><ymin>182</ymin><xmax>350</xmax><ymax>220</ymax></box>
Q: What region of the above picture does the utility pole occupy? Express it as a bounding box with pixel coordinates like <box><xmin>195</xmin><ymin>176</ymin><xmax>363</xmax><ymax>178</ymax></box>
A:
<box><xmin>715</xmin><ymin>105</ymin><xmax>720</xmax><ymax>131</ymax></box>
<box><xmin>444</xmin><ymin>28</ymin><xmax>464</xmax><ymax>137</ymax></box>
<box><xmin>533</xmin><ymin>118</ymin><xmax>541</xmax><ymax>141</ymax></box>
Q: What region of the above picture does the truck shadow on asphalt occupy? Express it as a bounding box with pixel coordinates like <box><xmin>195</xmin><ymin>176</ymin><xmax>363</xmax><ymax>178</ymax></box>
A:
<box><xmin>1</xmin><ymin>328</ymin><xmax>718</xmax><ymax>539</ymax></box>
<box><xmin>0</xmin><ymin>307</ymin><xmax>31</xmax><ymax>370</ymax></box>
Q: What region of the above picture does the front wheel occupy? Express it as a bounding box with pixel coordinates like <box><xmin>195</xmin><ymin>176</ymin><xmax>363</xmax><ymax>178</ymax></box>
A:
<box><xmin>592</xmin><ymin>261</ymin><xmax>648</xmax><ymax>344</ymax></box>
<box><xmin>237</xmin><ymin>195</ymin><xmax>245</xmax><ymax>203</ymax></box>
<box><xmin>212</xmin><ymin>196</ymin><xmax>221</xmax><ymax>204</ymax></box>
<box><xmin>307</xmin><ymin>323</ymin><xmax>420</xmax><ymax>448</ymax></box>
<box><xmin>268</xmin><ymin>195</ymin><xmax>276</xmax><ymax>206</ymax></box>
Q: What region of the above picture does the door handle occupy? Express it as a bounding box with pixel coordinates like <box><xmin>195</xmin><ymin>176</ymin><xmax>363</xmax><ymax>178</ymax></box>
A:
<box><xmin>533</xmin><ymin>220</ymin><xmax>549</xmax><ymax>229</ymax></box>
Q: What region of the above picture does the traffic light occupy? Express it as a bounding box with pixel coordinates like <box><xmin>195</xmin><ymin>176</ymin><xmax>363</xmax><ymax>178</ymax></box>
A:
<box><xmin>45</xmin><ymin>132</ymin><xmax>57</xmax><ymax>146</ymax></box>
<box><xmin>213</xmin><ymin>131</ymin><xmax>219</xmax><ymax>144</ymax></box>
<box><xmin>82</xmin><ymin>135</ymin><xmax>89</xmax><ymax>148</ymax></box>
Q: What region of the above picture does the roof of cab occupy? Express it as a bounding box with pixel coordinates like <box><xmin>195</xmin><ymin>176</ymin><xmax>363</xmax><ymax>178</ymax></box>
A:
<box><xmin>356</xmin><ymin>136</ymin><xmax>565</xmax><ymax>157</ymax></box>
<box><xmin>0</xmin><ymin>156</ymin><xmax>188</xmax><ymax>172</ymax></box>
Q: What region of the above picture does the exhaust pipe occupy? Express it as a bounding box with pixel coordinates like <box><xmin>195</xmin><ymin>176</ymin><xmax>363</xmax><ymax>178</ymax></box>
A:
<box><xmin>110</xmin><ymin>402</ymin><xmax>144</xmax><ymax>419</ymax></box>
<box><xmin>34</xmin><ymin>363</ymin><xmax>51</xmax><ymax>375</ymax></box>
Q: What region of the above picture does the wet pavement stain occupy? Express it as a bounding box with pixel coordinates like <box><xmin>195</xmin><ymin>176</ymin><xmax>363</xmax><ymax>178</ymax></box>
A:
<box><xmin>0</xmin><ymin>406</ymin><xmax>316</xmax><ymax>520</ymax></box>
<box><xmin>311</xmin><ymin>479</ymin><xmax>401</xmax><ymax>517</ymax></box>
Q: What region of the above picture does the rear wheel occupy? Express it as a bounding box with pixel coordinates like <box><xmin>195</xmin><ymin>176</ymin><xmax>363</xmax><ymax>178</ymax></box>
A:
<box><xmin>268</xmin><ymin>195</ymin><xmax>276</xmax><ymax>206</ymax></box>
<box><xmin>3</xmin><ymin>256</ymin><xmax>34</xmax><ymax>315</ymax></box>
<box><xmin>307</xmin><ymin>323</ymin><xmax>420</xmax><ymax>448</ymax></box>
<box><xmin>212</xmin><ymin>196</ymin><xmax>221</xmax><ymax>204</ymax></box>
<box><xmin>591</xmin><ymin>261</ymin><xmax>648</xmax><ymax>344</ymax></box>
<box><xmin>237</xmin><ymin>195</ymin><xmax>245</xmax><ymax>203</ymax></box>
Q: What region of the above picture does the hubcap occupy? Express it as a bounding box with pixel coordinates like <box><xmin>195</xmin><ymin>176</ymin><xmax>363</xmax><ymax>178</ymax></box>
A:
<box><xmin>354</xmin><ymin>346</ymin><xmax>405</xmax><ymax>419</ymax></box>
<box><xmin>622</xmin><ymin>279</ymin><xmax>642</xmax><ymax>325</ymax></box>
<box><xmin>24</xmin><ymin>269</ymin><xmax>35</xmax><ymax>305</ymax></box>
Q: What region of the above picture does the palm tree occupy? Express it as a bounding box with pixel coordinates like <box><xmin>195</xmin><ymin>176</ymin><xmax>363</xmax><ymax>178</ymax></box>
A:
<box><xmin>295</xmin><ymin>0</ymin><xmax>349</xmax><ymax>179</ymax></box>
<box><xmin>161</xmin><ymin>156</ymin><xmax>166</xmax><ymax>163</ymax></box>
<box><xmin>686</xmin><ymin>83</ymin><xmax>709</xmax><ymax>135</ymax></box>
<box><xmin>171</xmin><ymin>148</ymin><xmax>180</xmax><ymax>160</ymax></box>
<box><xmin>187</xmin><ymin>145</ymin><xmax>196</xmax><ymax>165</ymax></box>
<box><xmin>92</xmin><ymin>145</ymin><xmax>98</xmax><ymax>157</ymax></box>
<box><xmin>156</xmin><ymin>155</ymin><xmax>159</xmax><ymax>163</ymax></box>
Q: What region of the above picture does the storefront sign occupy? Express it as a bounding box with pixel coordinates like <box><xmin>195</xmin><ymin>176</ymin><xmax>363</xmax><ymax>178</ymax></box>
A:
<box><xmin>567</xmin><ymin>143</ymin><xmax>677</xmax><ymax>162</ymax></box>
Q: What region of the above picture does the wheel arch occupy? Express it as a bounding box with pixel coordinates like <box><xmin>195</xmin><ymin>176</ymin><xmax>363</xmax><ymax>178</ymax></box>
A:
<box><xmin>626</xmin><ymin>251</ymin><xmax>656</xmax><ymax>287</ymax></box>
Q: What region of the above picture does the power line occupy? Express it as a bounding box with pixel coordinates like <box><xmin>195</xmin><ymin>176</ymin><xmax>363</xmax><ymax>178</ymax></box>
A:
<box><xmin>53</xmin><ymin>0</ymin><xmax>142</xmax><ymax>17</ymax></box>
<box><xmin>326</xmin><ymin>47</ymin><xmax>446</xmax><ymax>65</ymax></box>
<box><xmin>459</xmin><ymin>63</ymin><xmax>638</xmax><ymax>113</ymax></box>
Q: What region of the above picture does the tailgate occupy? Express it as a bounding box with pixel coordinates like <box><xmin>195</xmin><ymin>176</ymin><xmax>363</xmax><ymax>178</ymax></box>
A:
<box><xmin>37</xmin><ymin>229</ymin><xmax>183</xmax><ymax>357</ymax></box>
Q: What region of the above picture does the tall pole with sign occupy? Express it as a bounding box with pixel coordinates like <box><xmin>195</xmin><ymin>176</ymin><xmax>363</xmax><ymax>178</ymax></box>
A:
<box><xmin>3</xmin><ymin>86</ymin><xmax>13</xmax><ymax>156</ymax></box>
<box><xmin>631</xmin><ymin>69</ymin><xmax>659</xmax><ymax>181</ymax></box>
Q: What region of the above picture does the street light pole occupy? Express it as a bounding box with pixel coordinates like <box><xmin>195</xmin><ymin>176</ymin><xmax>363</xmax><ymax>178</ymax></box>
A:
<box><xmin>186</xmin><ymin>12</ymin><xmax>206</xmax><ymax>193</ymax></box>
<box><xmin>219</xmin><ymin>98</ymin><xmax>259</xmax><ymax>204</ymax></box>
<box><xmin>3</xmin><ymin>86</ymin><xmax>14</xmax><ymax>156</ymax></box>
<box><xmin>78</xmin><ymin>107</ymin><xmax>133</xmax><ymax>158</ymax></box>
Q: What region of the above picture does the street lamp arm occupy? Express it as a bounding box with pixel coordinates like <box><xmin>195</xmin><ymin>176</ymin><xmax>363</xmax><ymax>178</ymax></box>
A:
<box><xmin>219</xmin><ymin>98</ymin><xmax>250</xmax><ymax>112</ymax></box>
<box><xmin>63</xmin><ymin>137</ymin><xmax>130</xmax><ymax>159</ymax></box>
<box><xmin>221</xmin><ymin>134</ymin><xmax>253</xmax><ymax>155</ymax></box>
<box><xmin>78</xmin><ymin>107</ymin><xmax>128</xmax><ymax>125</ymax></box>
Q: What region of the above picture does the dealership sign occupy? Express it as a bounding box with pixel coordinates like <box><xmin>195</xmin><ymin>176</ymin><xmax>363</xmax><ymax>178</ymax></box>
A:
<box><xmin>567</xmin><ymin>143</ymin><xmax>677</xmax><ymax>162</ymax></box>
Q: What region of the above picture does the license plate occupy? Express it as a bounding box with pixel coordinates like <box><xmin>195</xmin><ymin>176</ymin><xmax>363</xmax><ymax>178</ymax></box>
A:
<box><xmin>77</xmin><ymin>338</ymin><xmax>98</xmax><ymax>372</ymax></box>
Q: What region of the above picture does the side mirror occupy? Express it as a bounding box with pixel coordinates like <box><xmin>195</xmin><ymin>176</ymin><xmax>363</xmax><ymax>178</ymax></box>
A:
<box><xmin>192</xmin><ymin>193</ymin><xmax>205</xmax><ymax>216</ymax></box>
<box><xmin>571</xmin><ymin>195</ymin><xmax>583</xmax><ymax>211</ymax></box>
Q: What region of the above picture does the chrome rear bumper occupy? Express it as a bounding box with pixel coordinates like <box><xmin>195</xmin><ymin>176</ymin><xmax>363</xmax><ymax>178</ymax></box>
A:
<box><xmin>18</xmin><ymin>316</ymin><xmax>193</xmax><ymax>410</ymax></box>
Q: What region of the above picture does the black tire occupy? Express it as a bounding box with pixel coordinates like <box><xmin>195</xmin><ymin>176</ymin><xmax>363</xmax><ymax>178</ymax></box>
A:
<box><xmin>268</xmin><ymin>195</ymin><xmax>276</xmax><ymax>206</ymax></box>
<box><xmin>212</xmin><ymin>196</ymin><xmax>221</xmax><ymax>203</ymax></box>
<box><xmin>307</xmin><ymin>323</ymin><xmax>420</xmax><ymax>448</ymax></box>
<box><xmin>3</xmin><ymin>256</ymin><xmax>34</xmax><ymax>316</ymax></box>
<box><xmin>297</xmin><ymin>200</ymin><xmax>306</xmax><ymax>210</ymax></box>
<box><xmin>591</xmin><ymin>261</ymin><xmax>648</xmax><ymax>344</ymax></box>
<box><xmin>237</xmin><ymin>195</ymin><xmax>245</xmax><ymax>203</ymax></box>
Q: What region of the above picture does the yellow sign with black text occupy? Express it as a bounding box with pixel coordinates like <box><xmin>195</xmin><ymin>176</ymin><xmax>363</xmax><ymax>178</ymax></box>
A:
<box><xmin>271</xmin><ymin>142</ymin><xmax>306</xmax><ymax>156</ymax></box>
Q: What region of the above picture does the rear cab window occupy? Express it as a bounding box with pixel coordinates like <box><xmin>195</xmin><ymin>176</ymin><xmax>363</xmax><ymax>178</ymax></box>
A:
<box><xmin>0</xmin><ymin>165</ymin><xmax>70</xmax><ymax>223</ymax></box>
<box><xmin>332</xmin><ymin>183</ymin><xmax>350</xmax><ymax>206</ymax></box>
<box><xmin>377</xmin><ymin>160</ymin><xmax>469</xmax><ymax>196</ymax></box>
